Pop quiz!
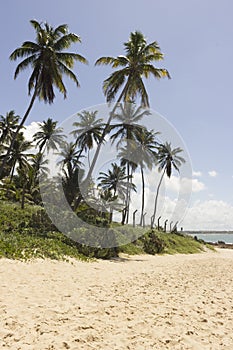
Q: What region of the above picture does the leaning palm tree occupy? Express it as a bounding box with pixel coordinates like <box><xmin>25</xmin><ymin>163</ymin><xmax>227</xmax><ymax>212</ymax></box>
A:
<box><xmin>33</xmin><ymin>117</ymin><xmax>66</xmax><ymax>154</ymax></box>
<box><xmin>0</xmin><ymin>19</ymin><xmax>87</xmax><ymax>177</ymax></box>
<box><xmin>152</xmin><ymin>142</ymin><xmax>185</xmax><ymax>227</ymax></box>
<box><xmin>71</xmin><ymin>110</ymin><xmax>104</xmax><ymax>167</ymax></box>
<box><xmin>83</xmin><ymin>31</ymin><xmax>170</xmax><ymax>191</ymax></box>
<box><xmin>0</xmin><ymin>110</ymin><xmax>21</xmax><ymax>146</ymax></box>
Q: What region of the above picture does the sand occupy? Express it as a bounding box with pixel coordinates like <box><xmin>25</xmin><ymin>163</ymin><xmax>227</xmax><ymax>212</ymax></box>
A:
<box><xmin>0</xmin><ymin>248</ymin><xmax>233</xmax><ymax>350</ymax></box>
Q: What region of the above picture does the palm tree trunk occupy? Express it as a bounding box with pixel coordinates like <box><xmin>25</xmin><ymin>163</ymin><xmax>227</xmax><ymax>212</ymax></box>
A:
<box><xmin>39</xmin><ymin>140</ymin><xmax>46</xmax><ymax>154</ymax></box>
<box><xmin>0</xmin><ymin>88</ymin><xmax>38</xmax><ymax>178</ymax></box>
<box><xmin>86</xmin><ymin>84</ymin><xmax>129</xmax><ymax>180</ymax></box>
<box><xmin>152</xmin><ymin>168</ymin><xmax>166</xmax><ymax>227</ymax></box>
<box><xmin>126</xmin><ymin>169</ymin><xmax>133</xmax><ymax>224</ymax></box>
<box><xmin>9</xmin><ymin>162</ymin><xmax>16</xmax><ymax>183</ymax></box>
<box><xmin>140</xmin><ymin>164</ymin><xmax>145</xmax><ymax>226</ymax></box>
<box><xmin>122</xmin><ymin>161</ymin><xmax>130</xmax><ymax>225</ymax></box>
<box><xmin>74</xmin><ymin>83</ymin><xmax>129</xmax><ymax>210</ymax></box>
<box><xmin>21</xmin><ymin>183</ymin><xmax>26</xmax><ymax>209</ymax></box>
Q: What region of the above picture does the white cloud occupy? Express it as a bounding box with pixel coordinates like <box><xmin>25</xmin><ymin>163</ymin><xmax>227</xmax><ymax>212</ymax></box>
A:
<box><xmin>208</xmin><ymin>170</ymin><xmax>217</xmax><ymax>177</ymax></box>
<box><xmin>23</xmin><ymin>122</ymin><xmax>40</xmax><ymax>142</ymax></box>
<box><xmin>164</xmin><ymin>175</ymin><xmax>206</xmax><ymax>194</ymax></box>
<box><xmin>181</xmin><ymin>199</ymin><xmax>233</xmax><ymax>230</ymax></box>
<box><xmin>193</xmin><ymin>171</ymin><xmax>202</xmax><ymax>177</ymax></box>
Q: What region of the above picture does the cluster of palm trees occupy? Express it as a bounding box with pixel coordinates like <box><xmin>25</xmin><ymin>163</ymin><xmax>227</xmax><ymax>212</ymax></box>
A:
<box><xmin>0</xmin><ymin>19</ymin><xmax>185</xmax><ymax>226</ymax></box>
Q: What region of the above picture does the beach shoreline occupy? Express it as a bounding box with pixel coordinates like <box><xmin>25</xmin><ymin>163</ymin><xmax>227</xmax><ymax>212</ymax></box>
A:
<box><xmin>1</xmin><ymin>248</ymin><xmax>233</xmax><ymax>349</ymax></box>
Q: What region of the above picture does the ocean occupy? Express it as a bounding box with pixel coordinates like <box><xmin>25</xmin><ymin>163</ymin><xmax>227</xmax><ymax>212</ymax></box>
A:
<box><xmin>187</xmin><ymin>232</ymin><xmax>233</xmax><ymax>244</ymax></box>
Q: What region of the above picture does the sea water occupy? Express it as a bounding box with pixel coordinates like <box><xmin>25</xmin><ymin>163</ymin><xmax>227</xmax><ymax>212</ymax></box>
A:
<box><xmin>187</xmin><ymin>233</ymin><xmax>233</xmax><ymax>244</ymax></box>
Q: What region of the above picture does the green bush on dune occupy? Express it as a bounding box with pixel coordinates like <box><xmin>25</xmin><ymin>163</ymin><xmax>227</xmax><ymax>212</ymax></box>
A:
<box><xmin>0</xmin><ymin>201</ymin><xmax>210</xmax><ymax>261</ymax></box>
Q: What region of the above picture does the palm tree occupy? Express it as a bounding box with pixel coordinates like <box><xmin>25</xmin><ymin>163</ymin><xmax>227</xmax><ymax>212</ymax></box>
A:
<box><xmin>98</xmin><ymin>162</ymin><xmax>136</xmax><ymax>223</ymax></box>
<box><xmin>30</xmin><ymin>152</ymin><xmax>49</xmax><ymax>179</ymax></box>
<box><xmin>119</xmin><ymin>129</ymin><xmax>158</xmax><ymax>225</ymax></box>
<box><xmin>0</xmin><ymin>132</ymin><xmax>33</xmax><ymax>183</ymax></box>
<box><xmin>110</xmin><ymin>102</ymin><xmax>150</xmax><ymax>146</ymax></box>
<box><xmin>152</xmin><ymin>142</ymin><xmax>185</xmax><ymax>227</ymax></box>
<box><xmin>71</xmin><ymin>110</ymin><xmax>104</xmax><ymax>167</ymax></box>
<box><xmin>58</xmin><ymin>142</ymin><xmax>83</xmax><ymax>177</ymax></box>
<box><xmin>0</xmin><ymin>19</ymin><xmax>87</xmax><ymax>178</ymax></box>
<box><xmin>110</xmin><ymin>102</ymin><xmax>150</xmax><ymax>223</ymax></box>
<box><xmin>58</xmin><ymin>142</ymin><xmax>84</xmax><ymax>206</ymax></box>
<box><xmin>82</xmin><ymin>31</ymin><xmax>170</xmax><ymax>193</ymax></box>
<box><xmin>117</xmin><ymin>142</ymin><xmax>139</xmax><ymax>224</ymax></box>
<box><xmin>0</xmin><ymin>110</ymin><xmax>21</xmax><ymax>146</ymax></box>
<box><xmin>33</xmin><ymin>117</ymin><xmax>66</xmax><ymax>153</ymax></box>
<box><xmin>96</xmin><ymin>31</ymin><xmax>170</xmax><ymax>107</ymax></box>
<box><xmin>134</xmin><ymin>129</ymin><xmax>159</xmax><ymax>225</ymax></box>
<box><xmin>98</xmin><ymin>189</ymin><xmax>120</xmax><ymax>223</ymax></box>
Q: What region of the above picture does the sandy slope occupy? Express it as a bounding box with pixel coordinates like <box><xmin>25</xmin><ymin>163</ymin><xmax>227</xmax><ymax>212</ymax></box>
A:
<box><xmin>0</xmin><ymin>249</ymin><xmax>233</xmax><ymax>350</ymax></box>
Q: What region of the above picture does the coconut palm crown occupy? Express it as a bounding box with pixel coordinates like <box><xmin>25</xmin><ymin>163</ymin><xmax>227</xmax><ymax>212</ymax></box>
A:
<box><xmin>95</xmin><ymin>31</ymin><xmax>170</xmax><ymax>107</ymax></box>
<box><xmin>10</xmin><ymin>20</ymin><xmax>88</xmax><ymax>103</ymax></box>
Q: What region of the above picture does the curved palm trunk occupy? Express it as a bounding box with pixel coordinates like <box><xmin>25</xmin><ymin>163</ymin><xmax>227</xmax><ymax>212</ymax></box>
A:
<box><xmin>140</xmin><ymin>164</ymin><xmax>145</xmax><ymax>226</ymax></box>
<box><xmin>74</xmin><ymin>83</ymin><xmax>129</xmax><ymax>210</ymax></box>
<box><xmin>39</xmin><ymin>141</ymin><xmax>47</xmax><ymax>154</ymax></box>
<box><xmin>152</xmin><ymin>168</ymin><xmax>166</xmax><ymax>227</ymax></box>
<box><xmin>0</xmin><ymin>88</ymin><xmax>38</xmax><ymax>178</ymax></box>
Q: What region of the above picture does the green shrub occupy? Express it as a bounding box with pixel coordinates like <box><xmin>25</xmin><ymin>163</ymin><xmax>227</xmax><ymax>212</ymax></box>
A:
<box><xmin>142</xmin><ymin>230</ymin><xmax>165</xmax><ymax>254</ymax></box>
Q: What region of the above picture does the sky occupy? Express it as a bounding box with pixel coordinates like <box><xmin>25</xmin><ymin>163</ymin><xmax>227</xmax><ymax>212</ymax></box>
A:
<box><xmin>1</xmin><ymin>0</ymin><xmax>233</xmax><ymax>230</ymax></box>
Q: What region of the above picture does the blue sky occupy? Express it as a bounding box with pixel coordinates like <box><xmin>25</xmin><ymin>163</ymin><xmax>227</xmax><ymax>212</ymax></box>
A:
<box><xmin>1</xmin><ymin>0</ymin><xmax>233</xmax><ymax>230</ymax></box>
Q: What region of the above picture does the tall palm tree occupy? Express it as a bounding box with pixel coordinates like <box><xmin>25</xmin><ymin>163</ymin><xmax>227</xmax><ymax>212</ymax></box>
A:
<box><xmin>152</xmin><ymin>142</ymin><xmax>185</xmax><ymax>227</ymax></box>
<box><xmin>33</xmin><ymin>117</ymin><xmax>66</xmax><ymax>153</ymax></box>
<box><xmin>110</xmin><ymin>102</ymin><xmax>150</xmax><ymax>223</ymax></box>
<box><xmin>0</xmin><ymin>110</ymin><xmax>21</xmax><ymax>146</ymax></box>
<box><xmin>0</xmin><ymin>19</ymin><xmax>87</xmax><ymax>178</ymax></box>
<box><xmin>71</xmin><ymin>110</ymin><xmax>104</xmax><ymax>167</ymax></box>
<box><xmin>82</xmin><ymin>31</ymin><xmax>170</xmax><ymax>194</ymax></box>
<box><xmin>134</xmin><ymin>129</ymin><xmax>159</xmax><ymax>225</ymax></box>
<box><xmin>96</xmin><ymin>31</ymin><xmax>170</xmax><ymax>107</ymax></box>
<box><xmin>119</xmin><ymin>129</ymin><xmax>158</xmax><ymax>226</ymax></box>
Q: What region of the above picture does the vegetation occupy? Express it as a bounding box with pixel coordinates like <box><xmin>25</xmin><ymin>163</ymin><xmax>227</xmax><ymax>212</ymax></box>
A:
<box><xmin>0</xmin><ymin>20</ymin><xmax>204</xmax><ymax>261</ymax></box>
<box><xmin>0</xmin><ymin>201</ymin><xmax>210</xmax><ymax>261</ymax></box>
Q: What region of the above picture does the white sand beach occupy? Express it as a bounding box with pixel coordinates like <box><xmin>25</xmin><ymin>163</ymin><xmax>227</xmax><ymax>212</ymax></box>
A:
<box><xmin>0</xmin><ymin>249</ymin><xmax>233</xmax><ymax>350</ymax></box>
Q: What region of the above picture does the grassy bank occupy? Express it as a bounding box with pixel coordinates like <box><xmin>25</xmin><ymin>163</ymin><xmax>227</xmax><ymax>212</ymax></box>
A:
<box><xmin>0</xmin><ymin>201</ymin><xmax>212</xmax><ymax>261</ymax></box>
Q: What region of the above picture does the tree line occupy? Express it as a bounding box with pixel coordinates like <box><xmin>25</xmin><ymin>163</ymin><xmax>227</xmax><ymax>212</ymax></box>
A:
<box><xmin>0</xmin><ymin>20</ymin><xmax>185</xmax><ymax>228</ymax></box>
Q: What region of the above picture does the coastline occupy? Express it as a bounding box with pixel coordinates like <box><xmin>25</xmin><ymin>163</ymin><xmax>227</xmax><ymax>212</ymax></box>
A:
<box><xmin>1</xmin><ymin>248</ymin><xmax>233</xmax><ymax>349</ymax></box>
